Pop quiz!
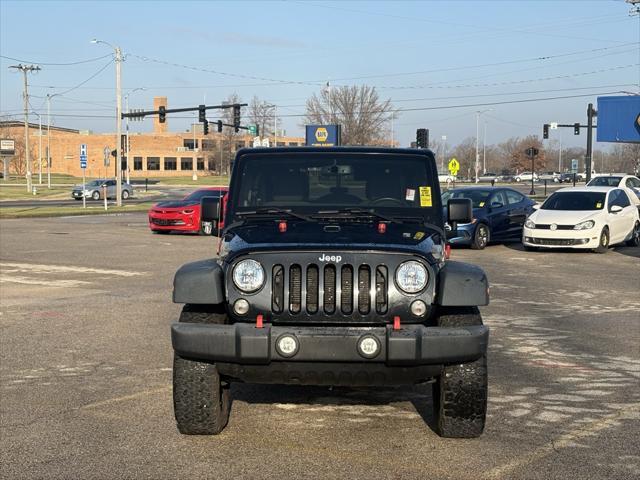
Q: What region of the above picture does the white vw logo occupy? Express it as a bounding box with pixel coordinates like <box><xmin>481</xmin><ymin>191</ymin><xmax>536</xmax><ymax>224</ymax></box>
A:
<box><xmin>550</xmin><ymin>223</ymin><xmax>558</xmax><ymax>231</ymax></box>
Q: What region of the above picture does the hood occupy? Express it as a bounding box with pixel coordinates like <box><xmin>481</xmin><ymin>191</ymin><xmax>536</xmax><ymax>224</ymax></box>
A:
<box><xmin>530</xmin><ymin>209</ymin><xmax>598</xmax><ymax>224</ymax></box>
<box><xmin>152</xmin><ymin>200</ymin><xmax>198</xmax><ymax>209</ymax></box>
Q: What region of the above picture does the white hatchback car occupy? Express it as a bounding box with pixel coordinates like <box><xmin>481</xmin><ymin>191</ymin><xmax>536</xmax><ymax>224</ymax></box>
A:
<box><xmin>523</xmin><ymin>187</ymin><xmax>640</xmax><ymax>252</ymax></box>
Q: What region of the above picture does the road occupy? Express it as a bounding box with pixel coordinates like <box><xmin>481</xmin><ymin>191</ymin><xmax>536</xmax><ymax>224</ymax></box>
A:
<box><xmin>1</xmin><ymin>213</ymin><xmax>638</xmax><ymax>480</ymax></box>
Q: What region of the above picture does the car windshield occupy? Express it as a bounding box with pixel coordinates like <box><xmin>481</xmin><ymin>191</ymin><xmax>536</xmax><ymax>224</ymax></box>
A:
<box><xmin>185</xmin><ymin>189</ymin><xmax>225</xmax><ymax>202</ymax></box>
<box><xmin>86</xmin><ymin>180</ymin><xmax>102</xmax><ymax>186</ymax></box>
<box><xmin>541</xmin><ymin>191</ymin><xmax>606</xmax><ymax>210</ymax></box>
<box><xmin>587</xmin><ymin>177</ymin><xmax>621</xmax><ymax>187</ymax></box>
<box><xmin>442</xmin><ymin>189</ymin><xmax>491</xmax><ymax>209</ymax></box>
<box><xmin>231</xmin><ymin>152</ymin><xmax>440</xmax><ymax>222</ymax></box>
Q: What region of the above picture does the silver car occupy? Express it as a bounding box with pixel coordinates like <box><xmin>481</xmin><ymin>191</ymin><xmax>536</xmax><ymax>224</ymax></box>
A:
<box><xmin>72</xmin><ymin>179</ymin><xmax>134</xmax><ymax>201</ymax></box>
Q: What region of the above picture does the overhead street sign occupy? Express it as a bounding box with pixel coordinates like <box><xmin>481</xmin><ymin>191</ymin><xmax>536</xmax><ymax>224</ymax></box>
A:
<box><xmin>448</xmin><ymin>158</ymin><xmax>460</xmax><ymax>175</ymax></box>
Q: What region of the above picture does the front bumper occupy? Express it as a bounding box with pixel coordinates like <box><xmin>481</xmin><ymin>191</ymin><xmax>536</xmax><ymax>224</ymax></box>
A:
<box><xmin>522</xmin><ymin>226</ymin><xmax>599</xmax><ymax>249</ymax></box>
<box><xmin>172</xmin><ymin>322</ymin><xmax>488</xmax><ymax>367</ymax></box>
<box><xmin>148</xmin><ymin>213</ymin><xmax>198</xmax><ymax>231</ymax></box>
<box><xmin>447</xmin><ymin>225</ymin><xmax>474</xmax><ymax>245</ymax></box>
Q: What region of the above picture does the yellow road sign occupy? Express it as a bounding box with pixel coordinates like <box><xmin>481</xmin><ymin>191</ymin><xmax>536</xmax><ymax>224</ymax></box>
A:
<box><xmin>448</xmin><ymin>158</ymin><xmax>460</xmax><ymax>175</ymax></box>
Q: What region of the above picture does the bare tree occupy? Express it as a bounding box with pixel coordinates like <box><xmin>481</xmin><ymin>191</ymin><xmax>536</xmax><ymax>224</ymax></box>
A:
<box><xmin>304</xmin><ymin>85</ymin><xmax>396</xmax><ymax>145</ymax></box>
<box><xmin>450</xmin><ymin>138</ymin><xmax>477</xmax><ymax>179</ymax></box>
<box><xmin>249</xmin><ymin>96</ymin><xmax>275</xmax><ymax>139</ymax></box>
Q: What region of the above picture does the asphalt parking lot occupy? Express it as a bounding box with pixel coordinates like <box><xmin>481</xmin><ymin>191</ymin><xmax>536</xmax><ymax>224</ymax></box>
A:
<box><xmin>1</xmin><ymin>213</ymin><xmax>639</xmax><ymax>480</ymax></box>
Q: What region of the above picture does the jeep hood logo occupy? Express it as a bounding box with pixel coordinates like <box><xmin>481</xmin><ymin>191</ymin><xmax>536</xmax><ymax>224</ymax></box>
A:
<box><xmin>318</xmin><ymin>253</ymin><xmax>342</xmax><ymax>263</ymax></box>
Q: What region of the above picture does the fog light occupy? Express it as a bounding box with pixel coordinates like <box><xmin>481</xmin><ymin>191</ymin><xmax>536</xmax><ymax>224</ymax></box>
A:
<box><xmin>276</xmin><ymin>335</ymin><xmax>299</xmax><ymax>357</ymax></box>
<box><xmin>357</xmin><ymin>335</ymin><xmax>380</xmax><ymax>359</ymax></box>
<box><xmin>410</xmin><ymin>300</ymin><xmax>427</xmax><ymax>317</ymax></box>
<box><xmin>233</xmin><ymin>299</ymin><xmax>250</xmax><ymax>315</ymax></box>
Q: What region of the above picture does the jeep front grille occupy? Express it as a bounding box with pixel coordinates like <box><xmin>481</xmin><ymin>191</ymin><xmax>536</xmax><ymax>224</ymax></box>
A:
<box><xmin>272</xmin><ymin>262</ymin><xmax>389</xmax><ymax>316</ymax></box>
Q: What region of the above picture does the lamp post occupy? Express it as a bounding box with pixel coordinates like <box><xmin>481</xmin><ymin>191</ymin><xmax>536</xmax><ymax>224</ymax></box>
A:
<box><xmin>92</xmin><ymin>39</ymin><xmax>123</xmax><ymax>206</ymax></box>
<box><xmin>46</xmin><ymin>93</ymin><xmax>61</xmax><ymax>189</ymax></box>
<box><xmin>475</xmin><ymin>109</ymin><xmax>492</xmax><ymax>182</ymax></box>
<box><xmin>124</xmin><ymin>87</ymin><xmax>145</xmax><ymax>184</ymax></box>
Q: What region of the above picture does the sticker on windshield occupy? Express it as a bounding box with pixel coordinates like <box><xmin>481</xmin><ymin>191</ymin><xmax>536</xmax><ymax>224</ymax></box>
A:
<box><xmin>414</xmin><ymin>231</ymin><xmax>425</xmax><ymax>240</ymax></box>
<box><xmin>479</xmin><ymin>201</ymin><xmax>485</xmax><ymax>207</ymax></box>
<box><xmin>419</xmin><ymin>186</ymin><xmax>432</xmax><ymax>207</ymax></box>
<box><xmin>596</xmin><ymin>202</ymin><xmax>603</xmax><ymax>209</ymax></box>
<box><xmin>405</xmin><ymin>188</ymin><xmax>416</xmax><ymax>201</ymax></box>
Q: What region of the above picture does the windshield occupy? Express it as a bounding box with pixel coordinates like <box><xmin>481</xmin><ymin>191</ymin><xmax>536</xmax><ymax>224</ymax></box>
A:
<box><xmin>86</xmin><ymin>180</ymin><xmax>102</xmax><ymax>186</ymax></box>
<box><xmin>442</xmin><ymin>189</ymin><xmax>491</xmax><ymax>209</ymax></box>
<box><xmin>232</xmin><ymin>153</ymin><xmax>438</xmax><ymax>217</ymax></box>
<box><xmin>541</xmin><ymin>191</ymin><xmax>606</xmax><ymax>211</ymax></box>
<box><xmin>587</xmin><ymin>177</ymin><xmax>621</xmax><ymax>187</ymax></box>
<box><xmin>185</xmin><ymin>189</ymin><xmax>225</xmax><ymax>202</ymax></box>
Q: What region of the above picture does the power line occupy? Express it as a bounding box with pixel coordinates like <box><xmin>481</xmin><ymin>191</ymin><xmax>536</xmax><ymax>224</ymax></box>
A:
<box><xmin>54</xmin><ymin>59</ymin><xmax>114</xmax><ymax>96</ymax></box>
<box><xmin>0</xmin><ymin>53</ymin><xmax>112</xmax><ymax>66</ymax></box>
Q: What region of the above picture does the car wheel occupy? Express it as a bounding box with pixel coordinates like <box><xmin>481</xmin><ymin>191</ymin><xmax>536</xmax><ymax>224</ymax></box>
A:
<box><xmin>626</xmin><ymin>222</ymin><xmax>640</xmax><ymax>247</ymax></box>
<box><xmin>433</xmin><ymin>306</ymin><xmax>487</xmax><ymax>438</ymax></box>
<box><xmin>173</xmin><ymin>304</ymin><xmax>231</xmax><ymax>435</ymax></box>
<box><xmin>471</xmin><ymin>224</ymin><xmax>489</xmax><ymax>250</ymax></box>
<box><xmin>594</xmin><ymin>227</ymin><xmax>610</xmax><ymax>253</ymax></box>
<box><xmin>91</xmin><ymin>190</ymin><xmax>100</xmax><ymax>201</ymax></box>
<box><xmin>122</xmin><ymin>190</ymin><xmax>130</xmax><ymax>200</ymax></box>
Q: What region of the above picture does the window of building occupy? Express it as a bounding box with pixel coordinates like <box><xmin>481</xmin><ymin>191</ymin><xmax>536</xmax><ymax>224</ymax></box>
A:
<box><xmin>197</xmin><ymin>158</ymin><xmax>205</xmax><ymax>171</ymax></box>
<box><xmin>181</xmin><ymin>157</ymin><xmax>193</xmax><ymax>170</ymax></box>
<box><xmin>164</xmin><ymin>157</ymin><xmax>177</xmax><ymax>171</ymax></box>
<box><xmin>183</xmin><ymin>139</ymin><xmax>198</xmax><ymax>150</ymax></box>
<box><xmin>207</xmin><ymin>159</ymin><xmax>216</xmax><ymax>171</ymax></box>
<box><xmin>134</xmin><ymin>156</ymin><xmax>143</xmax><ymax>170</ymax></box>
<box><xmin>147</xmin><ymin>157</ymin><xmax>160</xmax><ymax>171</ymax></box>
<box><xmin>288</xmin><ymin>142</ymin><xmax>299</xmax><ymax>146</ymax></box>
<box><xmin>277</xmin><ymin>141</ymin><xmax>286</xmax><ymax>147</ymax></box>
<box><xmin>202</xmin><ymin>139</ymin><xmax>217</xmax><ymax>150</ymax></box>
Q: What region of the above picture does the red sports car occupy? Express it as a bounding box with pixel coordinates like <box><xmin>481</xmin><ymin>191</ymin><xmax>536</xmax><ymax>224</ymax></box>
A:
<box><xmin>148</xmin><ymin>186</ymin><xmax>228</xmax><ymax>235</ymax></box>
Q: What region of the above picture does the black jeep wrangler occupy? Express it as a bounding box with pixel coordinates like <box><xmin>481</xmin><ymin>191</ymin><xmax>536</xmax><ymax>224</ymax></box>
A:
<box><xmin>171</xmin><ymin>147</ymin><xmax>489</xmax><ymax>438</ymax></box>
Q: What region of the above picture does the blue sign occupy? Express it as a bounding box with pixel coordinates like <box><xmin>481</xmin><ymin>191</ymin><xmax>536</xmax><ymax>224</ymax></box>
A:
<box><xmin>80</xmin><ymin>144</ymin><xmax>87</xmax><ymax>169</ymax></box>
<box><xmin>571</xmin><ymin>159</ymin><xmax>579</xmax><ymax>173</ymax></box>
<box><xmin>305</xmin><ymin>125</ymin><xmax>342</xmax><ymax>147</ymax></box>
<box><xmin>597</xmin><ymin>96</ymin><xmax>640</xmax><ymax>143</ymax></box>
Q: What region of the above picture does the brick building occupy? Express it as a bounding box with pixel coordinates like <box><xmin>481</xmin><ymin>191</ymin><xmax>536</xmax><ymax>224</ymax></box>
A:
<box><xmin>0</xmin><ymin>96</ymin><xmax>304</xmax><ymax>179</ymax></box>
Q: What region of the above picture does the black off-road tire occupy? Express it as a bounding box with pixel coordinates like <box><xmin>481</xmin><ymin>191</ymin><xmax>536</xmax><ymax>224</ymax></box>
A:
<box><xmin>173</xmin><ymin>304</ymin><xmax>231</xmax><ymax>435</ymax></box>
<box><xmin>594</xmin><ymin>227</ymin><xmax>610</xmax><ymax>254</ymax></box>
<box><xmin>471</xmin><ymin>224</ymin><xmax>490</xmax><ymax>250</ymax></box>
<box><xmin>626</xmin><ymin>222</ymin><xmax>640</xmax><ymax>247</ymax></box>
<box><xmin>433</xmin><ymin>306</ymin><xmax>487</xmax><ymax>438</ymax></box>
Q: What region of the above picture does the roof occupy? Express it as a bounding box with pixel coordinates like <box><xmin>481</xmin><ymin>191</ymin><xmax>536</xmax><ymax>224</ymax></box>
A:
<box><xmin>0</xmin><ymin>120</ymin><xmax>79</xmax><ymax>134</ymax></box>
<box><xmin>237</xmin><ymin>146</ymin><xmax>435</xmax><ymax>157</ymax></box>
<box><xmin>556</xmin><ymin>186</ymin><xmax>618</xmax><ymax>193</ymax></box>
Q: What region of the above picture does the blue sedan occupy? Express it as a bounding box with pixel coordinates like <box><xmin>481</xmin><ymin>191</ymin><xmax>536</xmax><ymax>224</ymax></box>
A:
<box><xmin>442</xmin><ymin>187</ymin><xmax>536</xmax><ymax>249</ymax></box>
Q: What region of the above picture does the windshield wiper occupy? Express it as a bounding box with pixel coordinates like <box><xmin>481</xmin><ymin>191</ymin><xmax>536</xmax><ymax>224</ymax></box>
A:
<box><xmin>314</xmin><ymin>208</ymin><xmax>402</xmax><ymax>224</ymax></box>
<box><xmin>236</xmin><ymin>208</ymin><xmax>315</xmax><ymax>222</ymax></box>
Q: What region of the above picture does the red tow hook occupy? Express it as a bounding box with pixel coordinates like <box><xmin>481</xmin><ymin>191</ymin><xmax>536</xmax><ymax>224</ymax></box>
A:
<box><xmin>256</xmin><ymin>314</ymin><xmax>264</xmax><ymax>329</ymax></box>
<box><xmin>393</xmin><ymin>315</ymin><xmax>401</xmax><ymax>331</ymax></box>
<box><xmin>278</xmin><ymin>221</ymin><xmax>287</xmax><ymax>233</ymax></box>
<box><xmin>444</xmin><ymin>243</ymin><xmax>451</xmax><ymax>260</ymax></box>
<box><xmin>377</xmin><ymin>222</ymin><xmax>387</xmax><ymax>234</ymax></box>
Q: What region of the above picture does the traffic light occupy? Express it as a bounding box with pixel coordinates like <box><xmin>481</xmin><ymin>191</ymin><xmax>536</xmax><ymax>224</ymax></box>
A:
<box><xmin>416</xmin><ymin>128</ymin><xmax>429</xmax><ymax>148</ymax></box>
<box><xmin>543</xmin><ymin>124</ymin><xmax>549</xmax><ymax>139</ymax></box>
<box><xmin>158</xmin><ymin>106</ymin><xmax>166</xmax><ymax>123</ymax></box>
<box><xmin>198</xmin><ymin>104</ymin><xmax>206</xmax><ymax>123</ymax></box>
<box><xmin>574</xmin><ymin>123</ymin><xmax>580</xmax><ymax>135</ymax></box>
<box><xmin>217</xmin><ymin>120</ymin><xmax>223</xmax><ymax>133</ymax></box>
<box><xmin>233</xmin><ymin>105</ymin><xmax>241</xmax><ymax>132</ymax></box>
<box><xmin>203</xmin><ymin>119</ymin><xmax>209</xmax><ymax>135</ymax></box>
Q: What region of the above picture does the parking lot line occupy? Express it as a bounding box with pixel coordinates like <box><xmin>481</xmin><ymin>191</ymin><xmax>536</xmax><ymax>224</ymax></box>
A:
<box><xmin>485</xmin><ymin>402</ymin><xmax>640</xmax><ymax>479</ymax></box>
<box><xmin>0</xmin><ymin>274</ymin><xmax>91</xmax><ymax>288</ymax></box>
<box><xmin>0</xmin><ymin>262</ymin><xmax>146</xmax><ymax>277</ymax></box>
<box><xmin>80</xmin><ymin>386</ymin><xmax>171</xmax><ymax>410</ymax></box>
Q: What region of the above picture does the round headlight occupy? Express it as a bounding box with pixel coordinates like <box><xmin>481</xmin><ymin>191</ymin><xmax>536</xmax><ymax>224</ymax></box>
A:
<box><xmin>395</xmin><ymin>261</ymin><xmax>428</xmax><ymax>294</ymax></box>
<box><xmin>232</xmin><ymin>259</ymin><xmax>265</xmax><ymax>293</ymax></box>
<box><xmin>525</xmin><ymin>218</ymin><xmax>536</xmax><ymax>229</ymax></box>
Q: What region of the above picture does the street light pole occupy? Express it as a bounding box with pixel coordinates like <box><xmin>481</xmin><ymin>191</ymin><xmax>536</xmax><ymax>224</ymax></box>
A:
<box><xmin>46</xmin><ymin>94</ymin><xmax>58</xmax><ymax>189</ymax></box>
<box><xmin>483</xmin><ymin>120</ymin><xmax>487</xmax><ymax>175</ymax></box>
<box><xmin>475</xmin><ymin>112</ymin><xmax>480</xmax><ymax>183</ymax></box>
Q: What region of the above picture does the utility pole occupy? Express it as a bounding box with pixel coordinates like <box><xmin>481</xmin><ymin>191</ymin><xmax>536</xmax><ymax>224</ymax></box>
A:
<box><xmin>483</xmin><ymin>121</ymin><xmax>487</xmax><ymax>174</ymax></box>
<box><xmin>585</xmin><ymin>103</ymin><xmax>597</xmax><ymax>183</ymax></box>
<box><xmin>115</xmin><ymin>46</ymin><xmax>123</xmax><ymax>206</ymax></box>
<box><xmin>9</xmin><ymin>64</ymin><xmax>40</xmax><ymax>192</ymax></box>
<box><xmin>46</xmin><ymin>93</ymin><xmax>59</xmax><ymax>189</ymax></box>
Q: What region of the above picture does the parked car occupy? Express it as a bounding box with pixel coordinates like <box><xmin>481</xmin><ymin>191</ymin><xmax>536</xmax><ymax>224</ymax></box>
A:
<box><xmin>514</xmin><ymin>172</ymin><xmax>539</xmax><ymax>182</ymax></box>
<box><xmin>442</xmin><ymin>187</ymin><xmax>536</xmax><ymax>249</ymax></box>
<box><xmin>71</xmin><ymin>179</ymin><xmax>134</xmax><ymax>201</ymax></box>
<box><xmin>148</xmin><ymin>186</ymin><xmax>228</xmax><ymax>235</ymax></box>
<box><xmin>523</xmin><ymin>187</ymin><xmax>640</xmax><ymax>252</ymax></box>
<box><xmin>539</xmin><ymin>171</ymin><xmax>561</xmax><ymax>183</ymax></box>
<box><xmin>559</xmin><ymin>172</ymin><xmax>577</xmax><ymax>183</ymax></box>
<box><xmin>477</xmin><ymin>172</ymin><xmax>499</xmax><ymax>183</ymax></box>
<box><xmin>586</xmin><ymin>175</ymin><xmax>640</xmax><ymax>210</ymax></box>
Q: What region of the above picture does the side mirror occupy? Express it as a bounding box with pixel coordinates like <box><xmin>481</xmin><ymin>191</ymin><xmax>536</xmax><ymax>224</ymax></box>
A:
<box><xmin>201</xmin><ymin>196</ymin><xmax>222</xmax><ymax>234</ymax></box>
<box><xmin>532</xmin><ymin>204</ymin><xmax>541</xmax><ymax>210</ymax></box>
<box><xmin>447</xmin><ymin>198</ymin><xmax>472</xmax><ymax>225</ymax></box>
<box><xmin>610</xmin><ymin>205</ymin><xmax>623</xmax><ymax>213</ymax></box>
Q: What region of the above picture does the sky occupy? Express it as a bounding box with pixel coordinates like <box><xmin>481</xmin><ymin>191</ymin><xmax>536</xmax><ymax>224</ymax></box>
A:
<box><xmin>0</xmin><ymin>0</ymin><xmax>638</xmax><ymax>150</ymax></box>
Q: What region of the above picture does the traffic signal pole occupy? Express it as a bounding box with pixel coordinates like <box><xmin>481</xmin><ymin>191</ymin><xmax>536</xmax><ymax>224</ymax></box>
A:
<box><xmin>585</xmin><ymin>103</ymin><xmax>596</xmax><ymax>183</ymax></box>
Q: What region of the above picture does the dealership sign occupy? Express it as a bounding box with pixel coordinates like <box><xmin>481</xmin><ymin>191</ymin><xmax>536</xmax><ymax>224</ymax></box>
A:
<box><xmin>597</xmin><ymin>95</ymin><xmax>640</xmax><ymax>143</ymax></box>
<box><xmin>305</xmin><ymin>124</ymin><xmax>342</xmax><ymax>147</ymax></box>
